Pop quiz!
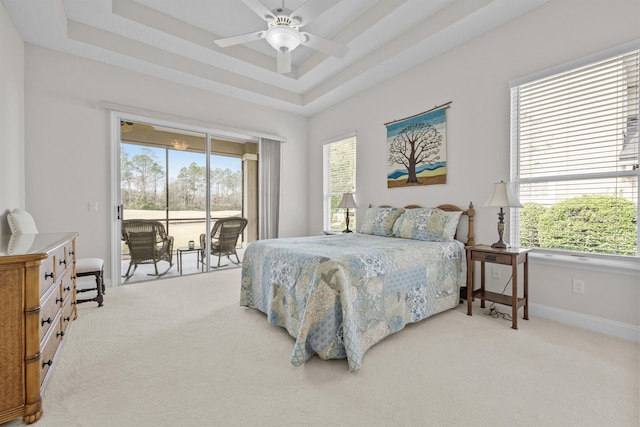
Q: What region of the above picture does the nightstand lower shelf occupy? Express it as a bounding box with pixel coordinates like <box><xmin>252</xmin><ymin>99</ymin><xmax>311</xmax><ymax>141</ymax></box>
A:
<box><xmin>472</xmin><ymin>289</ymin><xmax>526</xmax><ymax>310</ymax></box>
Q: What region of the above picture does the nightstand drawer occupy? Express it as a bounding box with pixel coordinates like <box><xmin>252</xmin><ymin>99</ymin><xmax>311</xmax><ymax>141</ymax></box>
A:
<box><xmin>471</xmin><ymin>251</ymin><xmax>512</xmax><ymax>265</ymax></box>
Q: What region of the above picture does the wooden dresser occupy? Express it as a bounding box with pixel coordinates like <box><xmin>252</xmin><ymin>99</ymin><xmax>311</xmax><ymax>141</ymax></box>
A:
<box><xmin>0</xmin><ymin>232</ymin><xmax>78</xmax><ymax>424</ymax></box>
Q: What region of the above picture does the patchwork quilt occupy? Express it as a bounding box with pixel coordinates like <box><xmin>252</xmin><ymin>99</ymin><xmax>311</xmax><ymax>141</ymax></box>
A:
<box><xmin>240</xmin><ymin>233</ymin><xmax>465</xmax><ymax>372</ymax></box>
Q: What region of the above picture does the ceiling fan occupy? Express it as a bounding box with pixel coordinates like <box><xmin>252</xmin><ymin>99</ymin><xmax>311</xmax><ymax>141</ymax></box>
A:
<box><xmin>214</xmin><ymin>0</ymin><xmax>348</xmax><ymax>74</ymax></box>
<box><xmin>120</xmin><ymin>121</ymin><xmax>155</xmax><ymax>133</ymax></box>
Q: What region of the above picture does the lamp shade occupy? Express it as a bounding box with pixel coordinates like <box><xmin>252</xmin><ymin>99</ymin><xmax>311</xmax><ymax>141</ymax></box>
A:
<box><xmin>483</xmin><ymin>181</ymin><xmax>523</xmax><ymax>208</ymax></box>
<box><xmin>338</xmin><ymin>192</ymin><xmax>358</xmax><ymax>209</ymax></box>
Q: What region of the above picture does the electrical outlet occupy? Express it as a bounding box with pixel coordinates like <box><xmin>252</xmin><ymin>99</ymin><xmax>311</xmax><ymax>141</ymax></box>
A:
<box><xmin>572</xmin><ymin>279</ymin><xmax>585</xmax><ymax>294</ymax></box>
<box><xmin>492</xmin><ymin>267</ymin><xmax>501</xmax><ymax>279</ymax></box>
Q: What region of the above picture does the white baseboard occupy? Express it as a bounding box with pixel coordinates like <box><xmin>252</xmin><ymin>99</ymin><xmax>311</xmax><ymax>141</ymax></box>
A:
<box><xmin>529</xmin><ymin>303</ymin><xmax>640</xmax><ymax>342</ymax></box>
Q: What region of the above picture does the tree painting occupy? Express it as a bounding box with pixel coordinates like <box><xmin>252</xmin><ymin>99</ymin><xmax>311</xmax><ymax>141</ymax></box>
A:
<box><xmin>386</xmin><ymin>106</ymin><xmax>448</xmax><ymax>188</ymax></box>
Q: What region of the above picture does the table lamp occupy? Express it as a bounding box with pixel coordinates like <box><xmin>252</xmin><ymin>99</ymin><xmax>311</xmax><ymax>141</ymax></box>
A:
<box><xmin>483</xmin><ymin>181</ymin><xmax>522</xmax><ymax>248</ymax></box>
<box><xmin>338</xmin><ymin>192</ymin><xmax>358</xmax><ymax>233</ymax></box>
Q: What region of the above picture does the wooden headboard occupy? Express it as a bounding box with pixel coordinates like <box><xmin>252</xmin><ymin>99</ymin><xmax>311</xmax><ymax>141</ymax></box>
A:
<box><xmin>371</xmin><ymin>202</ymin><xmax>475</xmax><ymax>246</ymax></box>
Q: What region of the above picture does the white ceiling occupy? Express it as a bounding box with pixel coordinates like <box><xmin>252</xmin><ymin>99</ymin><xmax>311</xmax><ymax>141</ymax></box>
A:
<box><xmin>3</xmin><ymin>0</ymin><xmax>548</xmax><ymax>116</ymax></box>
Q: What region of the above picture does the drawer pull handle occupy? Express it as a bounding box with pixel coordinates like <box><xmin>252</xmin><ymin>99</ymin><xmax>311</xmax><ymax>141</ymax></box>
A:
<box><xmin>56</xmin><ymin>331</ymin><xmax>65</xmax><ymax>338</ymax></box>
<box><xmin>45</xmin><ymin>272</ymin><xmax>55</xmax><ymax>280</ymax></box>
<box><xmin>59</xmin><ymin>259</ymin><xmax>66</xmax><ymax>266</ymax></box>
<box><xmin>69</xmin><ymin>250</ymin><xmax>75</xmax><ymax>255</ymax></box>
<box><xmin>63</xmin><ymin>316</ymin><xmax>71</xmax><ymax>322</ymax></box>
<box><xmin>485</xmin><ymin>255</ymin><xmax>497</xmax><ymax>261</ymax></box>
<box><xmin>56</xmin><ymin>297</ymin><xmax>63</xmax><ymax>304</ymax></box>
<box><xmin>42</xmin><ymin>360</ymin><xmax>53</xmax><ymax>368</ymax></box>
<box><xmin>41</xmin><ymin>317</ymin><xmax>53</xmax><ymax>326</ymax></box>
<box><xmin>64</xmin><ymin>286</ymin><xmax>71</xmax><ymax>292</ymax></box>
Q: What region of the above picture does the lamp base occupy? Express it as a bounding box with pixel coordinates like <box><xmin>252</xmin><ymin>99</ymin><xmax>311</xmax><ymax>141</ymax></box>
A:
<box><xmin>492</xmin><ymin>209</ymin><xmax>509</xmax><ymax>249</ymax></box>
<box><xmin>490</xmin><ymin>239</ymin><xmax>509</xmax><ymax>249</ymax></box>
<box><xmin>342</xmin><ymin>229</ymin><xmax>353</xmax><ymax>233</ymax></box>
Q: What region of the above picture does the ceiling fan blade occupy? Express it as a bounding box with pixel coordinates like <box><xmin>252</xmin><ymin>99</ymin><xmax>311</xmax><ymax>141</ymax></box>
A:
<box><xmin>290</xmin><ymin>1</ymin><xmax>332</xmax><ymax>27</ymax></box>
<box><xmin>277</xmin><ymin>49</ymin><xmax>291</xmax><ymax>74</ymax></box>
<box><xmin>214</xmin><ymin>31</ymin><xmax>264</xmax><ymax>48</ymax></box>
<box><xmin>241</xmin><ymin>0</ymin><xmax>275</xmax><ymax>21</ymax></box>
<box><xmin>301</xmin><ymin>33</ymin><xmax>348</xmax><ymax>58</ymax></box>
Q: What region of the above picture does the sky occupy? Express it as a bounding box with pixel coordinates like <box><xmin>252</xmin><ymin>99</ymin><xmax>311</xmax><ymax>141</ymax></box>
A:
<box><xmin>122</xmin><ymin>143</ymin><xmax>241</xmax><ymax>180</ymax></box>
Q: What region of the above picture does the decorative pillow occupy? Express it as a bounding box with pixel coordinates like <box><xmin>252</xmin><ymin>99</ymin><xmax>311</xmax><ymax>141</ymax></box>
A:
<box><xmin>359</xmin><ymin>207</ymin><xmax>405</xmax><ymax>237</ymax></box>
<box><xmin>392</xmin><ymin>208</ymin><xmax>448</xmax><ymax>241</ymax></box>
<box><xmin>392</xmin><ymin>208</ymin><xmax>463</xmax><ymax>242</ymax></box>
<box><xmin>7</xmin><ymin>208</ymin><xmax>39</xmax><ymax>235</ymax></box>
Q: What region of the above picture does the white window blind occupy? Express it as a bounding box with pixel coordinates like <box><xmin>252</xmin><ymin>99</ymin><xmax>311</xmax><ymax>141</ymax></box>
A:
<box><xmin>511</xmin><ymin>49</ymin><xmax>639</xmax><ymax>257</ymax></box>
<box><xmin>323</xmin><ymin>136</ymin><xmax>357</xmax><ymax>231</ymax></box>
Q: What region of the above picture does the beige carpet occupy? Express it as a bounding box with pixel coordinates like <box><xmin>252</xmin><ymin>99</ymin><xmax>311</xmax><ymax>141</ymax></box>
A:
<box><xmin>4</xmin><ymin>269</ymin><xmax>638</xmax><ymax>427</ymax></box>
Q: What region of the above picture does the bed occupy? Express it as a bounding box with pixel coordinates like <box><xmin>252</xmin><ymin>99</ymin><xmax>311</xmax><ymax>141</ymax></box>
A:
<box><xmin>240</xmin><ymin>202</ymin><xmax>475</xmax><ymax>372</ymax></box>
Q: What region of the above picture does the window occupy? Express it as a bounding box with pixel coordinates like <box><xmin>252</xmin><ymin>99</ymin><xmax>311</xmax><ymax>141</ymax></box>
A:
<box><xmin>323</xmin><ymin>135</ymin><xmax>357</xmax><ymax>232</ymax></box>
<box><xmin>510</xmin><ymin>47</ymin><xmax>639</xmax><ymax>258</ymax></box>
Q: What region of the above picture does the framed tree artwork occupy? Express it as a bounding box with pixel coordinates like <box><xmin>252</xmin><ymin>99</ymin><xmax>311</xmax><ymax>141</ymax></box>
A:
<box><xmin>386</xmin><ymin>103</ymin><xmax>450</xmax><ymax>188</ymax></box>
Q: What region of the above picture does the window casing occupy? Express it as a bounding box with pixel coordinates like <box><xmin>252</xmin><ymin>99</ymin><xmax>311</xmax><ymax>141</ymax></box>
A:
<box><xmin>323</xmin><ymin>135</ymin><xmax>357</xmax><ymax>232</ymax></box>
<box><xmin>510</xmin><ymin>47</ymin><xmax>639</xmax><ymax>259</ymax></box>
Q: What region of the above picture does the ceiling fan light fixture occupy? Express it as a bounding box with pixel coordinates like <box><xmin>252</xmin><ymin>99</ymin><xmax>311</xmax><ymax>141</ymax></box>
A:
<box><xmin>265</xmin><ymin>26</ymin><xmax>302</xmax><ymax>53</ymax></box>
<box><xmin>171</xmin><ymin>139</ymin><xmax>189</xmax><ymax>150</ymax></box>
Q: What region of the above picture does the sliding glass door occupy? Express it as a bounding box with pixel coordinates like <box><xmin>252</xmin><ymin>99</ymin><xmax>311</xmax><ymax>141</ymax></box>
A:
<box><xmin>115</xmin><ymin>117</ymin><xmax>257</xmax><ymax>284</ymax></box>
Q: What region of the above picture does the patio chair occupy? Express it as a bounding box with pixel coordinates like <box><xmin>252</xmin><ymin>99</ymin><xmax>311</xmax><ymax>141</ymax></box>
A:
<box><xmin>121</xmin><ymin>219</ymin><xmax>174</xmax><ymax>277</ymax></box>
<box><xmin>199</xmin><ymin>217</ymin><xmax>248</xmax><ymax>268</ymax></box>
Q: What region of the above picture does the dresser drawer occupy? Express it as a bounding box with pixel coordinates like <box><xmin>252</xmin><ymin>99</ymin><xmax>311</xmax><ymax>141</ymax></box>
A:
<box><xmin>39</xmin><ymin>286</ymin><xmax>60</xmax><ymax>342</ymax></box>
<box><xmin>60</xmin><ymin>269</ymin><xmax>74</xmax><ymax>303</ymax></box>
<box><xmin>40</xmin><ymin>257</ymin><xmax>56</xmax><ymax>297</ymax></box>
<box><xmin>40</xmin><ymin>326</ymin><xmax>63</xmax><ymax>386</ymax></box>
<box><xmin>53</xmin><ymin>246</ymin><xmax>70</xmax><ymax>278</ymax></box>
<box><xmin>61</xmin><ymin>296</ymin><xmax>74</xmax><ymax>334</ymax></box>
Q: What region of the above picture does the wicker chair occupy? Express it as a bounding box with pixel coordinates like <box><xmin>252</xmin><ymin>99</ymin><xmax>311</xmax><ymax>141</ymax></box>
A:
<box><xmin>121</xmin><ymin>220</ymin><xmax>174</xmax><ymax>277</ymax></box>
<box><xmin>200</xmin><ymin>217</ymin><xmax>248</xmax><ymax>268</ymax></box>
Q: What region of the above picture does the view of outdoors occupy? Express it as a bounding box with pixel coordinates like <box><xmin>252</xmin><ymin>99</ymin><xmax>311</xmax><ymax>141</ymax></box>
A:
<box><xmin>326</xmin><ymin>136</ymin><xmax>357</xmax><ymax>231</ymax></box>
<box><xmin>514</xmin><ymin>50</ymin><xmax>638</xmax><ymax>256</ymax></box>
<box><xmin>121</xmin><ymin>143</ymin><xmax>242</xmax><ymax>254</ymax></box>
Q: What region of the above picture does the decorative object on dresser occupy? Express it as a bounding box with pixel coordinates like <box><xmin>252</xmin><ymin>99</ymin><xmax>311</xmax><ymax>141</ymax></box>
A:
<box><xmin>337</xmin><ymin>192</ymin><xmax>358</xmax><ymax>233</ymax></box>
<box><xmin>483</xmin><ymin>181</ymin><xmax>522</xmax><ymax>248</ymax></box>
<box><xmin>0</xmin><ymin>232</ymin><xmax>78</xmax><ymax>424</ymax></box>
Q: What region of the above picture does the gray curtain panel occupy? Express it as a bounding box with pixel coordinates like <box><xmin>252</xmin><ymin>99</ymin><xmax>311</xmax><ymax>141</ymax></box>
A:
<box><xmin>258</xmin><ymin>138</ymin><xmax>282</xmax><ymax>240</ymax></box>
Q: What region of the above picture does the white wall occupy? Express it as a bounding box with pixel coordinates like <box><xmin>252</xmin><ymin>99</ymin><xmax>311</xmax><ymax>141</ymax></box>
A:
<box><xmin>308</xmin><ymin>0</ymin><xmax>640</xmax><ymax>332</ymax></box>
<box><xmin>6</xmin><ymin>0</ymin><xmax>639</xmax><ymax>337</ymax></box>
<box><xmin>24</xmin><ymin>46</ymin><xmax>309</xmax><ymax>283</ymax></box>
<box><xmin>0</xmin><ymin>5</ymin><xmax>24</xmax><ymax>236</ymax></box>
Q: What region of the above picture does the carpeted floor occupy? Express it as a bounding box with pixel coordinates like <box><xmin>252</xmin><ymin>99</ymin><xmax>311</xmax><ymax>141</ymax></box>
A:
<box><xmin>4</xmin><ymin>269</ymin><xmax>638</xmax><ymax>427</ymax></box>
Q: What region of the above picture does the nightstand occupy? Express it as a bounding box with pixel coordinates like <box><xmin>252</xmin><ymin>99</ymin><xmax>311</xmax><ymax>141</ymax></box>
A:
<box><xmin>466</xmin><ymin>244</ymin><xmax>531</xmax><ymax>329</ymax></box>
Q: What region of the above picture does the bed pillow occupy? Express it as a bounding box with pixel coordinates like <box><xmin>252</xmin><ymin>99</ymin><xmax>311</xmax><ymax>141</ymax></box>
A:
<box><xmin>359</xmin><ymin>207</ymin><xmax>405</xmax><ymax>237</ymax></box>
<box><xmin>392</xmin><ymin>208</ymin><xmax>449</xmax><ymax>241</ymax></box>
<box><xmin>442</xmin><ymin>210</ymin><xmax>463</xmax><ymax>242</ymax></box>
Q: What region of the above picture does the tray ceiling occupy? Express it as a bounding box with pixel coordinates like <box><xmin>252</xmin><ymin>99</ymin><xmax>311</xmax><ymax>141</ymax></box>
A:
<box><xmin>3</xmin><ymin>0</ymin><xmax>548</xmax><ymax>116</ymax></box>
